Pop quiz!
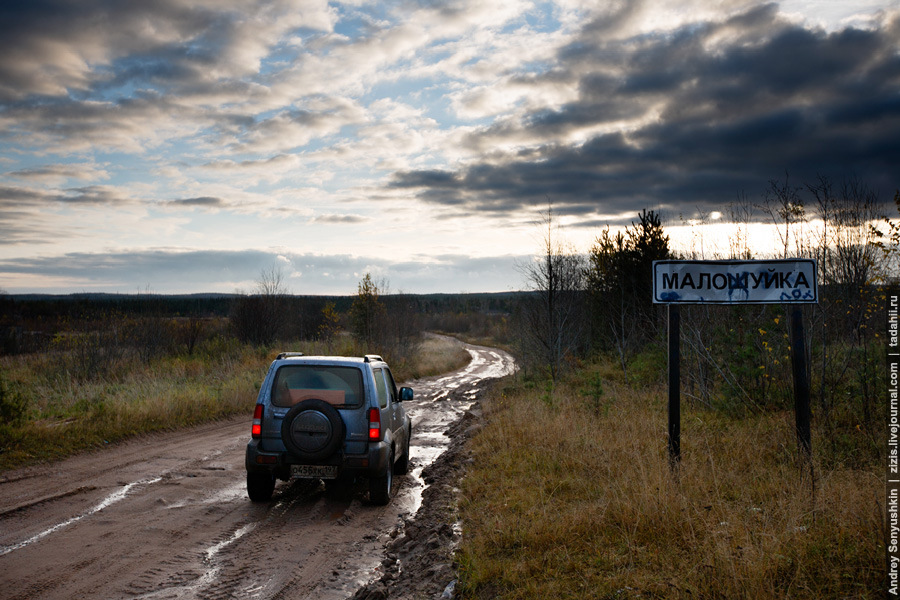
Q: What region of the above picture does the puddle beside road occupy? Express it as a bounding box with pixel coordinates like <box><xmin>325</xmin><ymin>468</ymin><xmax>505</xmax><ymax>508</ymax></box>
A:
<box><xmin>318</xmin><ymin>341</ymin><xmax>516</xmax><ymax>599</ymax></box>
<box><xmin>400</xmin><ymin>343</ymin><xmax>516</xmax><ymax>513</ymax></box>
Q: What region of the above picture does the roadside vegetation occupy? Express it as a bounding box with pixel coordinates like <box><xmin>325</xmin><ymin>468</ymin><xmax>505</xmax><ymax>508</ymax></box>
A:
<box><xmin>457</xmin><ymin>359</ymin><xmax>881</xmax><ymax>599</ymax></box>
<box><xmin>0</xmin><ymin>335</ymin><xmax>268</xmax><ymax>470</ymax></box>
<box><xmin>512</xmin><ymin>179</ymin><xmax>896</xmax><ymax>455</ymax></box>
<box><xmin>460</xmin><ymin>176</ymin><xmax>896</xmax><ymax>598</ymax></box>
<box><xmin>0</xmin><ymin>277</ymin><xmax>473</xmax><ymax>471</ymax></box>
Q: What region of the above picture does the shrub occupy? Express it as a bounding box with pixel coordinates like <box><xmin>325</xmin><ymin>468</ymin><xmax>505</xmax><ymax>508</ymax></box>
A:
<box><xmin>0</xmin><ymin>371</ymin><xmax>28</xmax><ymax>423</ymax></box>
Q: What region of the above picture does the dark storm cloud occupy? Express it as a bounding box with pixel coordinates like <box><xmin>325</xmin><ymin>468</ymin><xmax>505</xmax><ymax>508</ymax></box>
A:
<box><xmin>0</xmin><ymin>209</ymin><xmax>63</xmax><ymax>246</ymax></box>
<box><xmin>0</xmin><ymin>249</ymin><xmax>277</xmax><ymax>291</ymax></box>
<box><xmin>0</xmin><ymin>249</ymin><xmax>525</xmax><ymax>294</ymax></box>
<box><xmin>0</xmin><ymin>0</ymin><xmax>315</xmax><ymax>154</ymax></box>
<box><xmin>7</xmin><ymin>163</ymin><xmax>108</xmax><ymax>182</ymax></box>
<box><xmin>0</xmin><ymin>185</ymin><xmax>55</xmax><ymax>208</ymax></box>
<box><xmin>0</xmin><ymin>2</ymin><xmax>207</xmax><ymax>101</ymax></box>
<box><xmin>310</xmin><ymin>214</ymin><xmax>369</xmax><ymax>224</ymax></box>
<box><xmin>391</xmin><ymin>5</ymin><xmax>900</xmax><ymax>222</ymax></box>
<box><xmin>59</xmin><ymin>186</ymin><xmax>134</xmax><ymax>205</ymax></box>
<box><xmin>0</xmin><ymin>183</ymin><xmax>137</xmax><ymax>214</ymax></box>
<box><xmin>170</xmin><ymin>196</ymin><xmax>226</xmax><ymax>208</ymax></box>
<box><xmin>0</xmin><ymin>0</ymin><xmax>279</xmax><ymax>102</ymax></box>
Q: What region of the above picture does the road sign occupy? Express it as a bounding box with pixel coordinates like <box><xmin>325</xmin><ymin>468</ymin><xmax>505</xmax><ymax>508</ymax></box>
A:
<box><xmin>654</xmin><ymin>258</ymin><xmax>818</xmax><ymax>468</ymax></box>
<box><xmin>653</xmin><ymin>259</ymin><xmax>818</xmax><ymax>304</ymax></box>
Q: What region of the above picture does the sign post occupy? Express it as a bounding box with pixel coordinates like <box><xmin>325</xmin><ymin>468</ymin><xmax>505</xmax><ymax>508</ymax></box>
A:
<box><xmin>653</xmin><ymin>259</ymin><xmax>818</xmax><ymax>467</ymax></box>
<box><xmin>667</xmin><ymin>304</ymin><xmax>681</xmax><ymax>467</ymax></box>
<box><xmin>790</xmin><ymin>306</ymin><xmax>812</xmax><ymax>457</ymax></box>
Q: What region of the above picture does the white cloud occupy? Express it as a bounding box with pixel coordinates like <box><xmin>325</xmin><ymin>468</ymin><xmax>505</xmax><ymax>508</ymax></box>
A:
<box><xmin>0</xmin><ymin>0</ymin><xmax>897</xmax><ymax>294</ymax></box>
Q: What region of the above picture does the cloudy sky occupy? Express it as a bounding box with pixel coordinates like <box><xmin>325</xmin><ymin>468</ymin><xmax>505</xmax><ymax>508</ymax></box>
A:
<box><xmin>1</xmin><ymin>0</ymin><xmax>898</xmax><ymax>295</ymax></box>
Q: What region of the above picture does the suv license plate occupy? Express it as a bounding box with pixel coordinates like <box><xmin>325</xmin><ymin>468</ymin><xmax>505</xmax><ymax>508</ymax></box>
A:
<box><xmin>291</xmin><ymin>464</ymin><xmax>338</xmax><ymax>479</ymax></box>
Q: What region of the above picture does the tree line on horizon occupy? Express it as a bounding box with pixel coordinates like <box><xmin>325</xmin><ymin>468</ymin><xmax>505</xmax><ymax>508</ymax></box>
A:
<box><xmin>0</xmin><ymin>274</ymin><xmax>519</xmax><ymax>368</ymax></box>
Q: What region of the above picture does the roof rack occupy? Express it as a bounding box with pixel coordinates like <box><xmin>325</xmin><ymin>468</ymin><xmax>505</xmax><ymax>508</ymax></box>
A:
<box><xmin>363</xmin><ymin>354</ymin><xmax>384</xmax><ymax>363</ymax></box>
<box><xmin>276</xmin><ymin>352</ymin><xmax>305</xmax><ymax>360</ymax></box>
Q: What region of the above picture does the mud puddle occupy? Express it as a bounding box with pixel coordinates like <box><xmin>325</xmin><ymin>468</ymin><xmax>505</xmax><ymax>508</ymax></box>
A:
<box><xmin>321</xmin><ymin>340</ymin><xmax>516</xmax><ymax>598</ymax></box>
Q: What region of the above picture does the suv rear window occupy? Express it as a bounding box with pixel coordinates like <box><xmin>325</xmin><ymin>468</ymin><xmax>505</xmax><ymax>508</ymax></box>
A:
<box><xmin>271</xmin><ymin>365</ymin><xmax>364</xmax><ymax>409</ymax></box>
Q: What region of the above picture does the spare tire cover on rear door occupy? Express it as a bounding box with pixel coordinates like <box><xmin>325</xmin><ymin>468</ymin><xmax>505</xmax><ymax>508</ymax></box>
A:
<box><xmin>281</xmin><ymin>399</ymin><xmax>344</xmax><ymax>461</ymax></box>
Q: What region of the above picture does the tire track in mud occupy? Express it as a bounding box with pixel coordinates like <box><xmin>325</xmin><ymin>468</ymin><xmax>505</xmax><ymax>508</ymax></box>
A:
<box><xmin>0</xmin><ymin>338</ymin><xmax>515</xmax><ymax>600</ymax></box>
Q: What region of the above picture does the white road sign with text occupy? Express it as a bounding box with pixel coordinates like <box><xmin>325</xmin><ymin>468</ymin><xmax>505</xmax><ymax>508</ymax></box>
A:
<box><xmin>652</xmin><ymin>259</ymin><xmax>818</xmax><ymax>304</ymax></box>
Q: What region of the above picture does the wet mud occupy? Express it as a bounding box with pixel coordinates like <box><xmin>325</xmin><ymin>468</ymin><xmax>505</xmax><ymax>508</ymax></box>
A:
<box><xmin>0</xmin><ymin>337</ymin><xmax>514</xmax><ymax>600</ymax></box>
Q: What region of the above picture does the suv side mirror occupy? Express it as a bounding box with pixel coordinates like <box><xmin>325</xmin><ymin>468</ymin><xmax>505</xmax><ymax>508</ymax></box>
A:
<box><xmin>399</xmin><ymin>387</ymin><xmax>414</xmax><ymax>402</ymax></box>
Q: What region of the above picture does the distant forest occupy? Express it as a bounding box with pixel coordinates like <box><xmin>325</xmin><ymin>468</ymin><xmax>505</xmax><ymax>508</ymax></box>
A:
<box><xmin>0</xmin><ymin>290</ymin><xmax>525</xmax><ymax>356</ymax></box>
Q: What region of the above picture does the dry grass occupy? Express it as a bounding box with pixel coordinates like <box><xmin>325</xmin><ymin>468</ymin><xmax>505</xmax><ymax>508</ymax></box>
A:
<box><xmin>0</xmin><ymin>333</ymin><xmax>470</xmax><ymax>471</ymax></box>
<box><xmin>399</xmin><ymin>334</ymin><xmax>472</xmax><ymax>380</ymax></box>
<box><xmin>458</xmin><ymin>372</ymin><xmax>882</xmax><ymax>599</ymax></box>
<box><xmin>0</xmin><ymin>341</ymin><xmax>270</xmax><ymax>470</ymax></box>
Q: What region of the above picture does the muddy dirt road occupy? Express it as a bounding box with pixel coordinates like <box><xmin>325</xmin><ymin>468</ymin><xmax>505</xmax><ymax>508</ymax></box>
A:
<box><xmin>0</xmin><ymin>338</ymin><xmax>515</xmax><ymax>600</ymax></box>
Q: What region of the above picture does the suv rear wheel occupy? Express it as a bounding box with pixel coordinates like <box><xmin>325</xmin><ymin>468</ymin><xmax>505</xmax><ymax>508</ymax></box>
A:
<box><xmin>369</xmin><ymin>448</ymin><xmax>393</xmax><ymax>505</ymax></box>
<box><xmin>247</xmin><ymin>472</ymin><xmax>275</xmax><ymax>502</ymax></box>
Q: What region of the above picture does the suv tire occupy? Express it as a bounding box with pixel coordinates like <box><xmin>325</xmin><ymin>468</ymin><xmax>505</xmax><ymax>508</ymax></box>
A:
<box><xmin>281</xmin><ymin>399</ymin><xmax>344</xmax><ymax>461</ymax></box>
<box><xmin>369</xmin><ymin>448</ymin><xmax>393</xmax><ymax>505</ymax></box>
<box><xmin>247</xmin><ymin>472</ymin><xmax>275</xmax><ymax>502</ymax></box>
<box><xmin>394</xmin><ymin>425</ymin><xmax>411</xmax><ymax>475</ymax></box>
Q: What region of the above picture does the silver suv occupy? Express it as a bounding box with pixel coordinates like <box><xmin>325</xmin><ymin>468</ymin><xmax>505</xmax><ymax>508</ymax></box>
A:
<box><xmin>245</xmin><ymin>353</ymin><xmax>413</xmax><ymax>505</ymax></box>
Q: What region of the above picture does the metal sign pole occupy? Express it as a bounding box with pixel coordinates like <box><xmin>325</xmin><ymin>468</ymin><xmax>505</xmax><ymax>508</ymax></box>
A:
<box><xmin>790</xmin><ymin>306</ymin><xmax>812</xmax><ymax>457</ymax></box>
<box><xmin>668</xmin><ymin>303</ymin><xmax>681</xmax><ymax>468</ymax></box>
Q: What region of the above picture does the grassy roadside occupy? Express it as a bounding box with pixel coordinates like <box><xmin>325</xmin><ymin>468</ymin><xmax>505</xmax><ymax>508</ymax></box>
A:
<box><xmin>0</xmin><ymin>334</ymin><xmax>470</xmax><ymax>472</ymax></box>
<box><xmin>394</xmin><ymin>334</ymin><xmax>472</xmax><ymax>381</ymax></box>
<box><xmin>457</xmin><ymin>362</ymin><xmax>882</xmax><ymax>599</ymax></box>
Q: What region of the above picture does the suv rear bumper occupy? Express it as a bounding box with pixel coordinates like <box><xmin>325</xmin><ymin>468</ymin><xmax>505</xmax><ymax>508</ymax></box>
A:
<box><xmin>245</xmin><ymin>439</ymin><xmax>391</xmax><ymax>480</ymax></box>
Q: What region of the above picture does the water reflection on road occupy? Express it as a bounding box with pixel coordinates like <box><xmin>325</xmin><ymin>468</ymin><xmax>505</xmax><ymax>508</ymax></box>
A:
<box><xmin>397</xmin><ymin>339</ymin><xmax>517</xmax><ymax>515</ymax></box>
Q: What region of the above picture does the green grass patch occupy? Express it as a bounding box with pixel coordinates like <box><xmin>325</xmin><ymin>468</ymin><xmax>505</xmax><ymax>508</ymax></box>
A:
<box><xmin>458</xmin><ymin>363</ymin><xmax>882</xmax><ymax>599</ymax></box>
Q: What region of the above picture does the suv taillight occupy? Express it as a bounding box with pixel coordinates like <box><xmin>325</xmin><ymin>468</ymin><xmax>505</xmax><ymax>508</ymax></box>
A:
<box><xmin>252</xmin><ymin>404</ymin><xmax>263</xmax><ymax>439</ymax></box>
<box><xmin>368</xmin><ymin>407</ymin><xmax>381</xmax><ymax>441</ymax></box>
